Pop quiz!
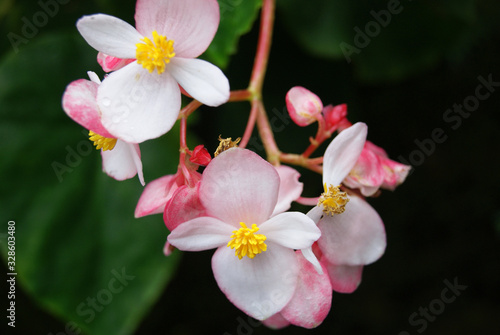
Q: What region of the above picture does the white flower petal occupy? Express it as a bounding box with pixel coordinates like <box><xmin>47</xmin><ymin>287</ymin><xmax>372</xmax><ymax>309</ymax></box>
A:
<box><xmin>317</xmin><ymin>196</ymin><xmax>386</xmax><ymax>266</ymax></box>
<box><xmin>168</xmin><ymin>58</ymin><xmax>229</xmax><ymax>107</ymax></box>
<box><xmin>323</xmin><ymin>122</ymin><xmax>367</xmax><ymax>186</ymax></box>
<box><xmin>300</xmin><ymin>247</ymin><xmax>323</xmax><ymax>274</ymax></box>
<box><xmin>167</xmin><ymin>216</ymin><xmax>234</xmax><ymax>251</ymax></box>
<box><xmin>212</xmin><ymin>243</ymin><xmax>299</xmax><ymax>320</ymax></box>
<box><xmin>77</xmin><ymin>14</ymin><xmax>142</xmax><ymax>59</ymax></box>
<box><xmin>97</xmin><ymin>62</ymin><xmax>181</xmax><ymax>143</ymax></box>
<box><xmin>259</xmin><ymin>212</ymin><xmax>320</xmax><ymax>250</ymax></box>
<box><xmin>101</xmin><ymin>140</ymin><xmax>143</xmax><ymax>184</ymax></box>
<box><xmin>306</xmin><ymin>205</ymin><xmax>324</xmax><ymax>224</ymax></box>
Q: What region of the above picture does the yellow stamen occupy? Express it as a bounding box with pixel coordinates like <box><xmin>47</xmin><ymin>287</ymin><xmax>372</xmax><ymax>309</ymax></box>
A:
<box><xmin>214</xmin><ymin>136</ymin><xmax>241</xmax><ymax>157</ymax></box>
<box><xmin>88</xmin><ymin>131</ymin><xmax>117</xmax><ymax>151</ymax></box>
<box><xmin>227</xmin><ymin>222</ymin><xmax>267</xmax><ymax>260</ymax></box>
<box><xmin>318</xmin><ymin>184</ymin><xmax>349</xmax><ymax>216</ymax></box>
<box><xmin>136</xmin><ymin>31</ymin><xmax>175</xmax><ymax>74</ymax></box>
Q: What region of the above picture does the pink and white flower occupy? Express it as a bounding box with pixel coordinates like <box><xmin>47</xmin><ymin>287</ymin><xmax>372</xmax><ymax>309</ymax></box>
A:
<box><xmin>167</xmin><ymin>148</ymin><xmax>321</xmax><ymax>320</ymax></box>
<box><xmin>62</xmin><ymin>72</ymin><xmax>144</xmax><ymax>185</ymax></box>
<box><xmin>343</xmin><ymin>141</ymin><xmax>411</xmax><ymax>196</ymax></box>
<box><xmin>76</xmin><ymin>0</ymin><xmax>230</xmax><ymax>143</ymax></box>
<box><xmin>306</xmin><ymin>123</ymin><xmax>386</xmax><ymax>291</ymax></box>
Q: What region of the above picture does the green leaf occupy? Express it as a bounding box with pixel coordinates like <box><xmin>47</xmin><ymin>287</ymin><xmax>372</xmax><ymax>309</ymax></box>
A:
<box><xmin>203</xmin><ymin>0</ymin><xmax>263</xmax><ymax>68</ymax></box>
<box><xmin>277</xmin><ymin>0</ymin><xmax>478</xmax><ymax>83</ymax></box>
<box><xmin>0</xmin><ymin>32</ymin><xmax>180</xmax><ymax>335</ymax></box>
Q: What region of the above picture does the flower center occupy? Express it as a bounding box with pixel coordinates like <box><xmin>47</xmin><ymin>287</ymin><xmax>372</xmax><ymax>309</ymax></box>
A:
<box><xmin>318</xmin><ymin>184</ymin><xmax>349</xmax><ymax>216</ymax></box>
<box><xmin>136</xmin><ymin>31</ymin><xmax>175</xmax><ymax>74</ymax></box>
<box><xmin>227</xmin><ymin>222</ymin><xmax>267</xmax><ymax>260</ymax></box>
<box><xmin>214</xmin><ymin>136</ymin><xmax>241</xmax><ymax>157</ymax></box>
<box><xmin>88</xmin><ymin>131</ymin><xmax>117</xmax><ymax>151</ymax></box>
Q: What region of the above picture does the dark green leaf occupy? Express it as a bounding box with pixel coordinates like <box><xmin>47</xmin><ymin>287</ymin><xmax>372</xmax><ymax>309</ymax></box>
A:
<box><xmin>203</xmin><ymin>0</ymin><xmax>263</xmax><ymax>68</ymax></box>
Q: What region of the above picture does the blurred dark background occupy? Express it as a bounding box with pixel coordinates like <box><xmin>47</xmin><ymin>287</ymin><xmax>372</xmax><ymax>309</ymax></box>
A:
<box><xmin>1</xmin><ymin>0</ymin><xmax>499</xmax><ymax>334</ymax></box>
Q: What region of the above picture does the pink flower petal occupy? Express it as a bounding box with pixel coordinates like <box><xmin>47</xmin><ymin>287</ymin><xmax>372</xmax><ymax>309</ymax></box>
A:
<box><xmin>322</xmin><ymin>259</ymin><xmax>364</xmax><ymax>294</ymax></box>
<box><xmin>263</xmin><ymin>313</ymin><xmax>290</xmax><ymax>329</ymax></box>
<box><xmin>259</xmin><ymin>212</ymin><xmax>320</xmax><ymax>250</ymax></box>
<box><xmin>135</xmin><ymin>174</ymin><xmax>179</xmax><ymax>218</ymax></box>
<box><xmin>199</xmin><ymin>148</ymin><xmax>279</xmax><ymax>226</ymax></box>
<box><xmin>168</xmin><ymin>58</ymin><xmax>229</xmax><ymax>107</ymax></box>
<box><xmin>62</xmin><ymin>79</ymin><xmax>113</xmax><ymax>138</ymax></box>
<box><xmin>212</xmin><ymin>243</ymin><xmax>299</xmax><ymax>320</ymax></box>
<box><xmin>271</xmin><ymin>165</ymin><xmax>303</xmax><ymax>216</ymax></box>
<box><xmin>97</xmin><ymin>62</ymin><xmax>181</xmax><ymax>143</ymax></box>
<box><xmin>101</xmin><ymin>141</ymin><xmax>144</xmax><ymax>185</ymax></box>
<box><xmin>281</xmin><ymin>251</ymin><xmax>332</xmax><ymax>329</ymax></box>
<box><xmin>285</xmin><ymin>86</ymin><xmax>323</xmax><ymax>127</ymax></box>
<box><xmin>164</xmin><ymin>184</ymin><xmax>207</xmax><ymax>232</ymax></box>
<box><xmin>77</xmin><ymin>14</ymin><xmax>142</xmax><ymax>59</ymax></box>
<box><xmin>343</xmin><ymin>147</ymin><xmax>385</xmax><ymax>196</ymax></box>
<box><xmin>317</xmin><ymin>196</ymin><xmax>386</xmax><ymax>266</ymax></box>
<box><xmin>167</xmin><ymin>216</ymin><xmax>234</xmax><ymax>251</ymax></box>
<box><xmin>97</xmin><ymin>52</ymin><xmax>134</xmax><ymax>72</ymax></box>
<box><xmin>323</xmin><ymin>122</ymin><xmax>367</xmax><ymax>186</ymax></box>
<box><xmin>134</xmin><ymin>0</ymin><xmax>220</xmax><ymax>58</ymax></box>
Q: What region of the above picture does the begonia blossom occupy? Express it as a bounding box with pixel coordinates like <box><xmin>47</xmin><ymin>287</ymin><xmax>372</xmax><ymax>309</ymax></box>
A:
<box><xmin>167</xmin><ymin>148</ymin><xmax>321</xmax><ymax>320</ymax></box>
<box><xmin>305</xmin><ymin>123</ymin><xmax>386</xmax><ymax>288</ymax></box>
<box><xmin>343</xmin><ymin>141</ymin><xmax>411</xmax><ymax>196</ymax></box>
<box><xmin>62</xmin><ymin>72</ymin><xmax>144</xmax><ymax>185</ymax></box>
<box><xmin>76</xmin><ymin>0</ymin><xmax>230</xmax><ymax>143</ymax></box>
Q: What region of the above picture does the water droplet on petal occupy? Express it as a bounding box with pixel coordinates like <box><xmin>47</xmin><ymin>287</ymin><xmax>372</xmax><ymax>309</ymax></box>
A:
<box><xmin>101</xmin><ymin>97</ymin><xmax>111</xmax><ymax>107</ymax></box>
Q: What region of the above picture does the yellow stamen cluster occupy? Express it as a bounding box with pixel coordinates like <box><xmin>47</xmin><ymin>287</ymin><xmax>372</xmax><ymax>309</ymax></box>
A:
<box><xmin>214</xmin><ymin>136</ymin><xmax>241</xmax><ymax>157</ymax></box>
<box><xmin>88</xmin><ymin>131</ymin><xmax>117</xmax><ymax>151</ymax></box>
<box><xmin>318</xmin><ymin>184</ymin><xmax>349</xmax><ymax>216</ymax></box>
<box><xmin>227</xmin><ymin>222</ymin><xmax>267</xmax><ymax>260</ymax></box>
<box><xmin>136</xmin><ymin>30</ymin><xmax>175</xmax><ymax>74</ymax></box>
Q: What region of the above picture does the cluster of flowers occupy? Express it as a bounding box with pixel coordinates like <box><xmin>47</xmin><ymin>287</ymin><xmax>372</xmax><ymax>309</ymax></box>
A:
<box><xmin>61</xmin><ymin>0</ymin><xmax>410</xmax><ymax>329</ymax></box>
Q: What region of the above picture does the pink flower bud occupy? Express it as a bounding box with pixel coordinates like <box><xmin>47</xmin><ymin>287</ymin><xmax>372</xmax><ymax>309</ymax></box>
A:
<box><xmin>322</xmin><ymin>103</ymin><xmax>347</xmax><ymax>131</ymax></box>
<box><xmin>286</xmin><ymin>86</ymin><xmax>323</xmax><ymax>126</ymax></box>
<box><xmin>189</xmin><ymin>145</ymin><xmax>212</xmax><ymax>166</ymax></box>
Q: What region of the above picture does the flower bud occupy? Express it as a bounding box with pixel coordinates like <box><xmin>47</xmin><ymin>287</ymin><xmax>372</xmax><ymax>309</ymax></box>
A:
<box><xmin>286</xmin><ymin>86</ymin><xmax>323</xmax><ymax>126</ymax></box>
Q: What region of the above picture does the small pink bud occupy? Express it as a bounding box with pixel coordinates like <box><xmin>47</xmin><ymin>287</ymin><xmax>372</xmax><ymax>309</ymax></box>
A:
<box><xmin>189</xmin><ymin>145</ymin><xmax>211</xmax><ymax>166</ymax></box>
<box><xmin>322</xmin><ymin>103</ymin><xmax>348</xmax><ymax>131</ymax></box>
<box><xmin>286</xmin><ymin>86</ymin><xmax>323</xmax><ymax>127</ymax></box>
